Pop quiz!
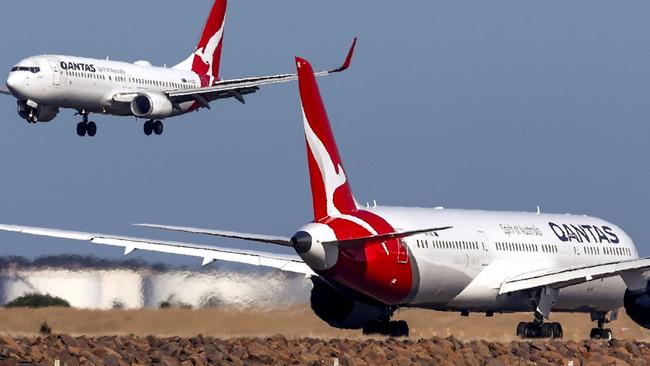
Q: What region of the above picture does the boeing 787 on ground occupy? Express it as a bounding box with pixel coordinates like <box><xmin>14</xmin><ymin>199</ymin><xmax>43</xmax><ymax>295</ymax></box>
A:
<box><xmin>1</xmin><ymin>57</ymin><xmax>649</xmax><ymax>340</ymax></box>
<box><xmin>0</xmin><ymin>0</ymin><xmax>355</xmax><ymax>137</ymax></box>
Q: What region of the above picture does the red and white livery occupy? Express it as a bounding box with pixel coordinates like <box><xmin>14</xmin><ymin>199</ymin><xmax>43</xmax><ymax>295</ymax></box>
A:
<box><xmin>0</xmin><ymin>0</ymin><xmax>355</xmax><ymax>137</ymax></box>
<box><xmin>1</xmin><ymin>56</ymin><xmax>650</xmax><ymax>340</ymax></box>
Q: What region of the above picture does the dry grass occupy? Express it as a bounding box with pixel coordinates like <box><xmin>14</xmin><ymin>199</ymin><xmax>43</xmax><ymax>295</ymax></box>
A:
<box><xmin>0</xmin><ymin>306</ymin><xmax>648</xmax><ymax>341</ymax></box>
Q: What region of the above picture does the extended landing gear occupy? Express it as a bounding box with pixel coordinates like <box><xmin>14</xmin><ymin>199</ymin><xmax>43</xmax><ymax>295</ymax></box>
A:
<box><xmin>143</xmin><ymin>120</ymin><xmax>164</xmax><ymax>136</ymax></box>
<box><xmin>363</xmin><ymin>320</ymin><xmax>409</xmax><ymax>337</ymax></box>
<box><xmin>590</xmin><ymin>312</ymin><xmax>614</xmax><ymax>340</ymax></box>
<box><xmin>517</xmin><ymin>313</ymin><xmax>563</xmax><ymax>339</ymax></box>
<box><xmin>76</xmin><ymin>111</ymin><xmax>97</xmax><ymax>137</ymax></box>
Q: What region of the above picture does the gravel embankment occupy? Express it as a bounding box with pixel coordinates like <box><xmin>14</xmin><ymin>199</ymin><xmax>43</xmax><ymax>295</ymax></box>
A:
<box><xmin>0</xmin><ymin>334</ymin><xmax>649</xmax><ymax>366</ymax></box>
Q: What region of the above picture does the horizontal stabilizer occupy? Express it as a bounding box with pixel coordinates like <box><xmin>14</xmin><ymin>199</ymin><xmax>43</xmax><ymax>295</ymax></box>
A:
<box><xmin>323</xmin><ymin>226</ymin><xmax>453</xmax><ymax>246</ymax></box>
<box><xmin>134</xmin><ymin>223</ymin><xmax>292</xmax><ymax>246</ymax></box>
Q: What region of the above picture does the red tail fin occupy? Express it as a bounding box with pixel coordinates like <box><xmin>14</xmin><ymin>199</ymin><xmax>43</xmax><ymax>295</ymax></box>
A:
<box><xmin>296</xmin><ymin>57</ymin><xmax>357</xmax><ymax>221</ymax></box>
<box><xmin>174</xmin><ymin>0</ymin><xmax>227</xmax><ymax>83</ymax></box>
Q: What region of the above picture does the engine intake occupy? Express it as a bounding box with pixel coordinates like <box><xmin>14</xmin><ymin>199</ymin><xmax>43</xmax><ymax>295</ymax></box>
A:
<box><xmin>17</xmin><ymin>100</ymin><xmax>58</xmax><ymax>122</ymax></box>
<box><xmin>624</xmin><ymin>285</ymin><xmax>650</xmax><ymax>329</ymax></box>
<box><xmin>130</xmin><ymin>93</ymin><xmax>173</xmax><ymax>119</ymax></box>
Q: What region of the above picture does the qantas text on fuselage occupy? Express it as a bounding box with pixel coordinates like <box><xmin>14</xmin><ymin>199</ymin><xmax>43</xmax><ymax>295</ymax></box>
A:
<box><xmin>0</xmin><ymin>0</ymin><xmax>355</xmax><ymax>137</ymax></box>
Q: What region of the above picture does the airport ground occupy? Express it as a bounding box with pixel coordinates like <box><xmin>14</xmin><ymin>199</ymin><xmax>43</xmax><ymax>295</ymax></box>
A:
<box><xmin>1</xmin><ymin>307</ymin><xmax>650</xmax><ymax>365</ymax></box>
<box><xmin>0</xmin><ymin>306</ymin><xmax>648</xmax><ymax>341</ymax></box>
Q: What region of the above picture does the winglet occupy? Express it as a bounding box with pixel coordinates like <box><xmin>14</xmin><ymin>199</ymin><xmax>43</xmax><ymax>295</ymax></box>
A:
<box><xmin>329</xmin><ymin>37</ymin><xmax>357</xmax><ymax>73</ymax></box>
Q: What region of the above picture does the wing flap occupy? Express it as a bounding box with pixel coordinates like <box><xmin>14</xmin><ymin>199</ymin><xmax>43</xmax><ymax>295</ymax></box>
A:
<box><xmin>499</xmin><ymin>258</ymin><xmax>650</xmax><ymax>294</ymax></box>
<box><xmin>0</xmin><ymin>224</ymin><xmax>313</xmax><ymax>276</ymax></box>
<box><xmin>134</xmin><ymin>223</ymin><xmax>292</xmax><ymax>246</ymax></box>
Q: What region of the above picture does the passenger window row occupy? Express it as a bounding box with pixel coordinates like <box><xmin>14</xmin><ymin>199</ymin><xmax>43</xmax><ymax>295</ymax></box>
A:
<box><xmin>601</xmin><ymin>246</ymin><xmax>631</xmax><ymax>257</ymax></box>
<box><xmin>495</xmin><ymin>242</ymin><xmax>558</xmax><ymax>253</ymax></box>
<box><xmin>63</xmin><ymin>70</ymin><xmax>197</xmax><ymax>89</ymax></box>
<box><xmin>415</xmin><ymin>239</ymin><xmax>479</xmax><ymax>251</ymax></box>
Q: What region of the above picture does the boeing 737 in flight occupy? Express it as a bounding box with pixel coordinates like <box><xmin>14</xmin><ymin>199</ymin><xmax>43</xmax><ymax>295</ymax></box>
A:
<box><xmin>0</xmin><ymin>0</ymin><xmax>355</xmax><ymax>137</ymax></box>
<box><xmin>0</xmin><ymin>57</ymin><xmax>649</xmax><ymax>340</ymax></box>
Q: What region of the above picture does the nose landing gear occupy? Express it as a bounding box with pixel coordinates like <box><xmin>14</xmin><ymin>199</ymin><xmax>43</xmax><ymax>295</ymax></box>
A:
<box><xmin>75</xmin><ymin>111</ymin><xmax>97</xmax><ymax>137</ymax></box>
<box><xmin>589</xmin><ymin>311</ymin><xmax>614</xmax><ymax>340</ymax></box>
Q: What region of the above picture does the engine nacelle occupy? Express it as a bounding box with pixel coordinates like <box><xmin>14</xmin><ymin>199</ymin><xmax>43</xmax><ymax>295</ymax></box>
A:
<box><xmin>17</xmin><ymin>100</ymin><xmax>58</xmax><ymax>122</ymax></box>
<box><xmin>310</xmin><ymin>278</ymin><xmax>389</xmax><ymax>329</ymax></box>
<box><xmin>130</xmin><ymin>93</ymin><xmax>173</xmax><ymax>119</ymax></box>
<box><xmin>624</xmin><ymin>286</ymin><xmax>650</xmax><ymax>328</ymax></box>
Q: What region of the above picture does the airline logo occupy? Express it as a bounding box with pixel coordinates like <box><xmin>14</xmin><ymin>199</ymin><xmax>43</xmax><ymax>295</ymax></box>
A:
<box><xmin>60</xmin><ymin>61</ymin><xmax>96</xmax><ymax>73</ymax></box>
<box><xmin>548</xmin><ymin>222</ymin><xmax>620</xmax><ymax>244</ymax></box>
<box><xmin>191</xmin><ymin>0</ymin><xmax>227</xmax><ymax>83</ymax></box>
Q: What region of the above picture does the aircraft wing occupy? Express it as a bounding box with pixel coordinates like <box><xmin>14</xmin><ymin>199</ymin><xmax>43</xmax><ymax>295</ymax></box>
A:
<box><xmin>166</xmin><ymin>38</ymin><xmax>357</xmax><ymax>106</ymax></box>
<box><xmin>0</xmin><ymin>86</ymin><xmax>11</xmax><ymax>95</ymax></box>
<box><xmin>134</xmin><ymin>223</ymin><xmax>291</xmax><ymax>246</ymax></box>
<box><xmin>499</xmin><ymin>258</ymin><xmax>650</xmax><ymax>294</ymax></box>
<box><xmin>0</xmin><ymin>224</ymin><xmax>314</xmax><ymax>276</ymax></box>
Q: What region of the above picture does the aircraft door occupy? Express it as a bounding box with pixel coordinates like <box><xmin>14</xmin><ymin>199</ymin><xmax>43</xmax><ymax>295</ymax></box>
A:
<box><xmin>396</xmin><ymin>239</ymin><xmax>409</xmax><ymax>264</ymax></box>
<box><xmin>48</xmin><ymin>59</ymin><xmax>61</xmax><ymax>86</ymax></box>
<box><xmin>478</xmin><ymin>230</ymin><xmax>491</xmax><ymax>267</ymax></box>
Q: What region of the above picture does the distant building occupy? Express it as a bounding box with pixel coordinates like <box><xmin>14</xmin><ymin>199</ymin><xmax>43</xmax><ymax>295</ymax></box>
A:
<box><xmin>0</xmin><ymin>256</ymin><xmax>310</xmax><ymax>309</ymax></box>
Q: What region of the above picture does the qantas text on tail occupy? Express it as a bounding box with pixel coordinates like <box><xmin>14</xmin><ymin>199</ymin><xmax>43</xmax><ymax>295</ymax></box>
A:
<box><xmin>1</xmin><ymin>58</ymin><xmax>649</xmax><ymax>340</ymax></box>
<box><xmin>0</xmin><ymin>0</ymin><xmax>355</xmax><ymax>137</ymax></box>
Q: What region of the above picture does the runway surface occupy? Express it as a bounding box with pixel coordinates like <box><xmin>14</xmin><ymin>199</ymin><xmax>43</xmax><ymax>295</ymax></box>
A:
<box><xmin>0</xmin><ymin>306</ymin><xmax>648</xmax><ymax>341</ymax></box>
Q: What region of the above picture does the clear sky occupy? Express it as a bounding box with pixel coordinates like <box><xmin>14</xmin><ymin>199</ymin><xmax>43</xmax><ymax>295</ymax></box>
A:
<box><xmin>0</xmin><ymin>1</ymin><xmax>648</xmax><ymax>266</ymax></box>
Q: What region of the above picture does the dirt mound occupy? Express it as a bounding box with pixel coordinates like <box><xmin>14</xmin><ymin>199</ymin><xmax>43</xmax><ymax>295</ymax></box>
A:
<box><xmin>0</xmin><ymin>334</ymin><xmax>649</xmax><ymax>365</ymax></box>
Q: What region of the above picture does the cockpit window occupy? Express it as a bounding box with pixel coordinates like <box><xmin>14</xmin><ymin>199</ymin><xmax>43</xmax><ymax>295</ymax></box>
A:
<box><xmin>10</xmin><ymin>66</ymin><xmax>40</xmax><ymax>73</ymax></box>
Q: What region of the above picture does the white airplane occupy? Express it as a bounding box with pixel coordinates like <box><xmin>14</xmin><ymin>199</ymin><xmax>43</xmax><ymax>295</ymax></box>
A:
<box><xmin>0</xmin><ymin>0</ymin><xmax>355</xmax><ymax>137</ymax></box>
<box><xmin>0</xmin><ymin>56</ymin><xmax>649</xmax><ymax>340</ymax></box>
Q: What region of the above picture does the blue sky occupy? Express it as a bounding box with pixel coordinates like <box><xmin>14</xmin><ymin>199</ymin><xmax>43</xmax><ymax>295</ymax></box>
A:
<box><xmin>0</xmin><ymin>1</ymin><xmax>648</xmax><ymax>266</ymax></box>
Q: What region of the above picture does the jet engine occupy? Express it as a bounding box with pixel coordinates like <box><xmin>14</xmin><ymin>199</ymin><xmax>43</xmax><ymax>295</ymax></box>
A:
<box><xmin>310</xmin><ymin>278</ymin><xmax>389</xmax><ymax>329</ymax></box>
<box><xmin>17</xmin><ymin>100</ymin><xmax>58</xmax><ymax>123</ymax></box>
<box><xmin>624</xmin><ymin>284</ymin><xmax>650</xmax><ymax>329</ymax></box>
<box><xmin>130</xmin><ymin>92</ymin><xmax>173</xmax><ymax>119</ymax></box>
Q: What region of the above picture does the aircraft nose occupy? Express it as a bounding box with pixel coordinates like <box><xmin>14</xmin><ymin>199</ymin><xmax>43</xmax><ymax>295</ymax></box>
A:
<box><xmin>6</xmin><ymin>72</ymin><xmax>21</xmax><ymax>95</ymax></box>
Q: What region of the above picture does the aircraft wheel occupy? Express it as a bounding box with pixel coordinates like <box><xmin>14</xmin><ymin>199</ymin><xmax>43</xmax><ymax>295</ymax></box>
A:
<box><xmin>602</xmin><ymin>328</ymin><xmax>613</xmax><ymax>341</ymax></box>
<box><xmin>86</xmin><ymin>122</ymin><xmax>97</xmax><ymax>137</ymax></box>
<box><xmin>590</xmin><ymin>327</ymin><xmax>612</xmax><ymax>340</ymax></box>
<box><xmin>143</xmin><ymin>120</ymin><xmax>154</xmax><ymax>136</ymax></box>
<box><xmin>76</xmin><ymin>122</ymin><xmax>87</xmax><ymax>137</ymax></box>
<box><xmin>362</xmin><ymin>321</ymin><xmax>381</xmax><ymax>335</ymax></box>
<box><xmin>551</xmin><ymin>322</ymin><xmax>563</xmax><ymax>339</ymax></box>
<box><xmin>153</xmin><ymin>120</ymin><xmax>164</xmax><ymax>135</ymax></box>
<box><xmin>516</xmin><ymin>322</ymin><xmax>527</xmax><ymax>338</ymax></box>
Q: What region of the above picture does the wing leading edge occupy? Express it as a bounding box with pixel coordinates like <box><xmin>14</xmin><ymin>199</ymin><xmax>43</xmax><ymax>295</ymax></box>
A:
<box><xmin>0</xmin><ymin>86</ymin><xmax>11</xmax><ymax>95</ymax></box>
<box><xmin>0</xmin><ymin>224</ymin><xmax>313</xmax><ymax>276</ymax></box>
<box><xmin>499</xmin><ymin>258</ymin><xmax>650</xmax><ymax>294</ymax></box>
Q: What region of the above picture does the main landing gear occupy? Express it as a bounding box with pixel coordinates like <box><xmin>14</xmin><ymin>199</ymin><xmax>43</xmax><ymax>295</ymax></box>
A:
<box><xmin>590</xmin><ymin>311</ymin><xmax>614</xmax><ymax>340</ymax></box>
<box><xmin>516</xmin><ymin>313</ymin><xmax>563</xmax><ymax>339</ymax></box>
<box><xmin>143</xmin><ymin>120</ymin><xmax>164</xmax><ymax>136</ymax></box>
<box><xmin>517</xmin><ymin>286</ymin><xmax>563</xmax><ymax>339</ymax></box>
<box><xmin>76</xmin><ymin>111</ymin><xmax>97</xmax><ymax>137</ymax></box>
<box><xmin>362</xmin><ymin>320</ymin><xmax>409</xmax><ymax>337</ymax></box>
